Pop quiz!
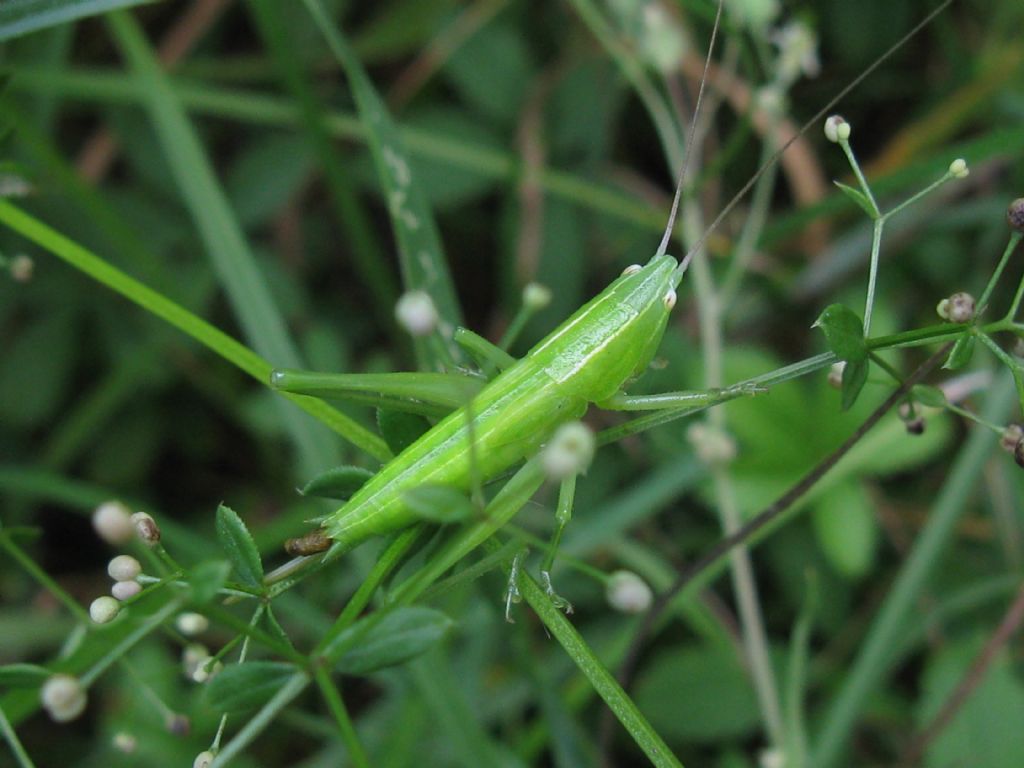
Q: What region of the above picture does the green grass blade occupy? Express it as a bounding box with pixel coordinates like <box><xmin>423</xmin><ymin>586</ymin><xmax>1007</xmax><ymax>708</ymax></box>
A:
<box><xmin>104</xmin><ymin>10</ymin><xmax>341</xmax><ymax>473</ymax></box>
<box><xmin>3</xmin><ymin>66</ymin><xmax>666</xmax><ymax>235</ymax></box>
<box><xmin>301</xmin><ymin>0</ymin><xmax>464</xmax><ymax>371</ymax></box>
<box><xmin>248</xmin><ymin>0</ymin><xmax>399</xmax><ymax>333</ymax></box>
<box><xmin>0</xmin><ymin>200</ymin><xmax>391</xmax><ymax>462</ymax></box>
<box><xmin>0</xmin><ymin>0</ymin><xmax>154</xmax><ymax>41</ymax></box>
<box><xmin>811</xmin><ymin>372</ymin><xmax>1017</xmax><ymax>767</ymax></box>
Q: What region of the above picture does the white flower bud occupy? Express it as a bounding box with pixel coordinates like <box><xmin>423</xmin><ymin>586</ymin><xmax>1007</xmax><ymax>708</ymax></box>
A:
<box><xmin>1008</xmin><ymin>198</ymin><xmax>1024</xmax><ymax>234</ymax></box>
<box><xmin>131</xmin><ymin>512</ymin><xmax>161</xmax><ymax>546</ymax></box>
<box><xmin>606</xmin><ymin>570</ymin><xmax>653</xmax><ymax>613</ymax></box>
<box><xmin>824</xmin><ymin>115</ymin><xmax>850</xmax><ymax>143</ymax></box>
<box><xmin>112</xmin><ymin>732</ymin><xmax>137</xmax><ymax>753</ymax></box>
<box><xmin>522</xmin><ymin>283</ymin><xmax>552</xmax><ymax>311</ymax></box>
<box><xmin>9</xmin><ymin>254</ymin><xmax>33</xmax><ymax>283</ymax></box>
<box><xmin>191</xmin><ymin>659</ymin><xmax>222</xmax><ymax>684</ymax></box>
<box><xmin>176</xmin><ymin>612</ymin><xmax>210</xmax><ymax>636</ymax></box>
<box><xmin>936</xmin><ymin>297</ymin><xmax>951</xmax><ymax>320</ymax></box>
<box><xmin>182</xmin><ymin>644</ymin><xmax>209</xmax><ymax>680</ymax></box>
<box><xmin>827</xmin><ymin>361</ymin><xmax>845</xmax><ymax>389</ymax></box>
<box><xmin>948</xmin><ymin>158</ymin><xmax>969</xmax><ymax>179</ymax></box>
<box><xmin>166</xmin><ymin>713</ymin><xmax>190</xmax><ymax>736</ymax></box>
<box><xmin>687</xmin><ymin>422</ymin><xmax>738</xmax><ymax>465</ymax></box>
<box><xmin>111</xmin><ymin>580</ymin><xmax>142</xmax><ymax>601</ymax></box>
<box><xmin>107</xmin><ymin>555</ymin><xmax>141</xmax><ymax>582</ymax></box>
<box><xmin>194</xmin><ymin>751</ymin><xmax>216</xmax><ymax>768</ymax></box>
<box><xmin>395</xmin><ymin>291</ymin><xmax>438</xmax><ymax>337</ymax></box>
<box><xmin>946</xmin><ymin>292</ymin><xmax>975</xmax><ymax>324</ymax></box>
<box><xmin>90</xmin><ymin>596</ymin><xmax>121</xmax><ymax>624</ymax></box>
<box><xmin>40</xmin><ymin>674</ymin><xmax>87</xmax><ymax>723</ymax></box>
<box><xmin>1001</xmin><ymin>424</ymin><xmax>1024</xmax><ymax>453</ymax></box>
<box><xmin>91</xmin><ymin>501</ymin><xmax>135</xmax><ymax>545</ymax></box>
<box><xmin>541</xmin><ymin>422</ymin><xmax>596</xmax><ymax>480</ymax></box>
<box><xmin>759</xmin><ymin>747</ymin><xmax>786</xmax><ymax>768</ymax></box>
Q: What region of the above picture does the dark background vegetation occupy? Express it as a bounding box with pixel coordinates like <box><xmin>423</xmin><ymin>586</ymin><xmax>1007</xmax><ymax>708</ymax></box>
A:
<box><xmin>1</xmin><ymin>0</ymin><xmax>1023</xmax><ymax>766</ymax></box>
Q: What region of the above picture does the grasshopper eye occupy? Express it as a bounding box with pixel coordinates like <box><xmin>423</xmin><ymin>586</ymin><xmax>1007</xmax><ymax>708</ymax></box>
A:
<box><xmin>621</xmin><ymin>264</ymin><xmax>642</xmax><ymax>276</ymax></box>
<box><xmin>663</xmin><ymin>290</ymin><xmax>677</xmax><ymax>309</ymax></box>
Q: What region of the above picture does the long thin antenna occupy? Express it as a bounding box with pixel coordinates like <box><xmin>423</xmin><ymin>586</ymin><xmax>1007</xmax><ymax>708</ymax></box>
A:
<box><xmin>673</xmin><ymin>0</ymin><xmax>955</xmax><ymax>278</ymax></box>
<box><xmin>654</xmin><ymin>0</ymin><xmax>724</xmax><ymax>260</ymax></box>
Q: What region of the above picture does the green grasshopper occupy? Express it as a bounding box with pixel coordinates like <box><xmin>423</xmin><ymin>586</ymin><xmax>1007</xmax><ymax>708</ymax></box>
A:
<box><xmin>267</xmin><ymin>1</ymin><xmax>764</xmax><ymax>614</ymax></box>
<box><xmin>269</xmin><ymin>0</ymin><xmax>955</xmax><ymax>615</ymax></box>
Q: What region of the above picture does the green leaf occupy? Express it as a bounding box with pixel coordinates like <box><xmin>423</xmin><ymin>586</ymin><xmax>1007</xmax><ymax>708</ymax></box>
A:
<box><xmin>633</xmin><ymin>644</ymin><xmax>762</xmax><ymax>743</ymax></box>
<box><xmin>841</xmin><ymin>358</ymin><xmax>869</xmax><ymax>411</ymax></box>
<box><xmin>811</xmin><ymin>480</ymin><xmax>878</xmax><ymax>579</ymax></box>
<box><xmin>943</xmin><ymin>334</ymin><xmax>976</xmax><ymax>370</ymax></box>
<box><xmin>0</xmin><ymin>0</ymin><xmax>156</xmax><ymax>42</ymax></box>
<box><xmin>377</xmin><ymin>409</ymin><xmax>430</xmax><ymax>455</ymax></box>
<box><xmin>403</xmin><ymin>484</ymin><xmax>474</xmax><ymax>524</ymax></box>
<box><xmin>2</xmin><ymin>527</ymin><xmax>41</xmax><ymax>544</ymax></box>
<box><xmin>833</xmin><ymin>181</ymin><xmax>876</xmax><ymax>217</ymax></box>
<box><xmin>215</xmin><ymin>504</ymin><xmax>264</xmax><ymax>587</ymax></box>
<box><xmin>300</xmin><ymin>465</ymin><xmax>374</xmax><ymax>501</ymax></box>
<box><xmin>913</xmin><ymin>384</ymin><xmax>948</xmax><ymax>408</ymax></box>
<box><xmin>0</xmin><ymin>663</ymin><xmax>50</xmax><ymax>688</ymax></box>
<box><xmin>189</xmin><ymin>560</ymin><xmax>231</xmax><ymax>605</ymax></box>
<box><xmin>917</xmin><ymin>635</ymin><xmax>1024</xmax><ymax>768</ymax></box>
<box><xmin>205</xmin><ymin>661</ymin><xmax>298</xmax><ymax>712</ymax></box>
<box><xmin>335</xmin><ymin>607</ymin><xmax>453</xmax><ymax>675</ymax></box>
<box><xmin>813</xmin><ymin>304</ymin><xmax>867</xmax><ymax>362</ymax></box>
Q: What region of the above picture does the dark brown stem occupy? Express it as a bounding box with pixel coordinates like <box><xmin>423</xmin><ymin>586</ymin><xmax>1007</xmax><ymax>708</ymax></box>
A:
<box><xmin>900</xmin><ymin>580</ymin><xmax>1024</xmax><ymax>766</ymax></box>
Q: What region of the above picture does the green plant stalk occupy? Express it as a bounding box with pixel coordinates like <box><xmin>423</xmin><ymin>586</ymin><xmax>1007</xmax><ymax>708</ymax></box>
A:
<box><xmin>2</xmin><ymin>66</ymin><xmax>668</xmax><ymax>236</ymax></box>
<box><xmin>812</xmin><ymin>372</ymin><xmax>1017</xmax><ymax>767</ymax></box>
<box><xmin>0</xmin><ymin>704</ymin><xmax>35</xmax><ymax>768</ymax></box>
<box><xmin>978</xmin><ymin>333</ymin><xmax>1024</xmax><ymax>409</ymax></box>
<box><xmin>248</xmin><ymin>0</ymin><xmax>399</xmax><ymax>327</ymax></box>
<box><xmin>567</xmin><ymin>0</ymin><xmax>682</xmax><ymax>173</ymax></box>
<box><xmin>784</xmin><ymin>577</ymin><xmax>816</xmax><ymax>768</ymax></box>
<box><xmin>682</xmin><ymin>108</ymin><xmax>784</xmax><ymax>747</ymax></box>
<box><xmin>314</xmin><ymin>527</ymin><xmax>425</xmax><ymax>655</ymax></box>
<box><xmin>210</xmin><ymin>671</ymin><xmax>310</xmax><ymax>768</ymax></box>
<box><xmin>998</xmin><ymin>232</ymin><xmax>1024</xmax><ymax>317</ymax></box>
<box><xmin>863</xmin><ymin>217</ymin><xmax>884</xmax><ymax>335</ymax></box>
<box><xmin>0</xmin><ymin>200</ymin><xmax>390</xmax><ymax>462</ymax></box>
<box><xmin>501</xmin><ymin>538</ymin><xmax>683</xmax><ymax>768</ymax></box>
<box><xmin>312</xmin><ymin>666</ymin><xmax>370</xmax><ymax>768</ymax></box>
<box><xmin>303</xmin><ymin>0</ymin><xmax>465</xmax><ymax>371</ymax></box>
<box><xmin>79</xmin><ymin>599</ymin><xmax>183</xmax><ymax>686</ymax></box>
<box><xmin>410</xmin><ymin>657</ymin><xmax>507</xmax><ymax>765</ymax></box>
<box><xmin>106</xmin><ymin>10</ymin><xmax>340</xmax><ymax>474</ymax></box>
<box><xmin>0</xmin><ymin>533</ymin><xmax>91</xmax><ymax>624</ymax></box>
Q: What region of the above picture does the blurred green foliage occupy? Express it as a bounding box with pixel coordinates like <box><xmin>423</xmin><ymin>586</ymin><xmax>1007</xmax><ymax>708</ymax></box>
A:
<box><xmin>1</xmin><ymin>0</ymin><xmax>1024</xmax><ymax>766</ymax></box>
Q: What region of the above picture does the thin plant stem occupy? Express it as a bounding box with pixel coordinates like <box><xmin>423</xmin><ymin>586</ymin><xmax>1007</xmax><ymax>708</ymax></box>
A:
<box><xmin>882</xmin><ymin>170</ymin><xmax>954</xmax><ymax>220</ymax></box>
<box><xmin>839</xmin><ymin>139</ymin><xmax>880</xmax><ymax>216</ymax></box>
<box><xmin>863</xmin><ymin>217</ymin><xmax>884</xmax><ymax>335</ymax></box>
<box><xmin>210</xmin><ymin>672</ymin><xmax>310</xmax><ymax>768</ymax></box>
<box><xmin>0</xmin><ymin>704</ymin><xmax>36</xmax><ymax>768</ymax></box>
<box><xmin>0</xmin><ymin>199</ymin><xmax>391</xmax><ymax>462</ymax></box>
<box><xmin>977</xmin><ymin>333</ymin><xmax>1024</xmax><ymax>408</ymax></box>
<box><xmin>0</xmin><ymin>533</ymin><xmax>91</xmax><ymax>623</ymax></box>
<box><xmin>998</xmin><ymin>232</ymin><xmax>1024</xmax><ymax>318</ymax></box>
<box><xmin>312</xmin><ymin>666</ymin><xmax>371</xmax><ymax>768</ymax></box>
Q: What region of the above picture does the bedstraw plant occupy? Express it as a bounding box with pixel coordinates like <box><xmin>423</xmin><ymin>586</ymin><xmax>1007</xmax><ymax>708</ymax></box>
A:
<box><xmin>1</xmin><ymin>1</ymin><xmax>1023</xmax><ymax>767</ymax></box>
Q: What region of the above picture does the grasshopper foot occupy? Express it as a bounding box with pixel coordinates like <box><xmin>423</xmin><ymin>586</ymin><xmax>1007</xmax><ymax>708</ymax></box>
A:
<box><xmin>541</xmin><ymin>570</ymin><xmax>574</xmax><ymax>615</ymax></box>
<box><xmin>722</xmin><ymin>382</ymin><xmax>767</xmax><ymax>399</ymax></box>
<box><xmin>504</xmin><ymin>551</ymin><xmax>526</xmax><ymax>623</ymax></box>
